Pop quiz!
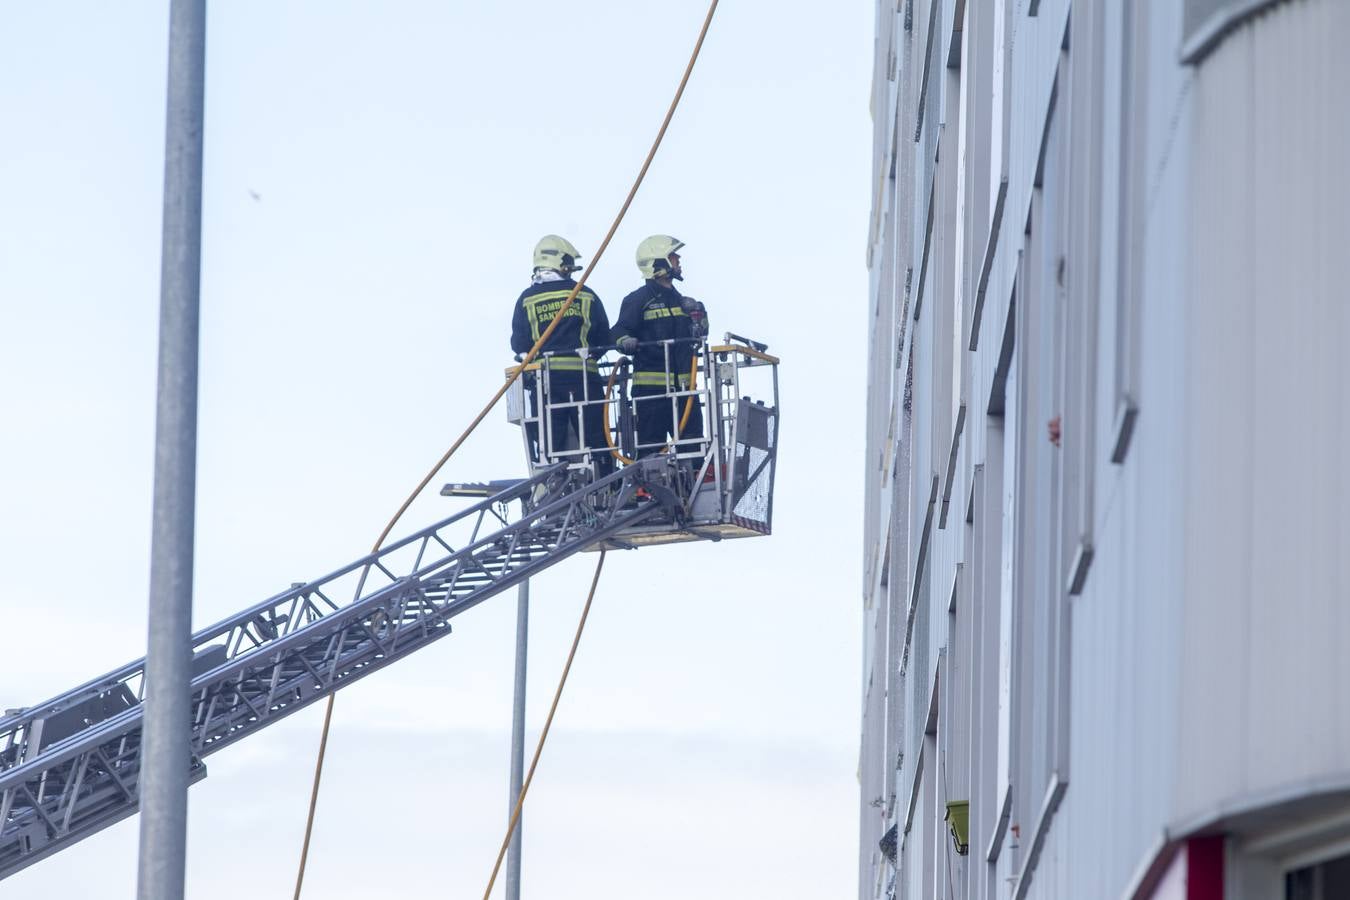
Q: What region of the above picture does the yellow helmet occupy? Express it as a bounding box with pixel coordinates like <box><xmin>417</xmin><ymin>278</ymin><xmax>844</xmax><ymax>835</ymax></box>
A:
<box><xmin>636</xmin><ymin>234</ymin><xmax>685</xmax><ymax>280</ymax></box>
<box><xmin>533</xmin><ymin>234</ymin><xmax>582</xmax><ymax>274</ymax></box>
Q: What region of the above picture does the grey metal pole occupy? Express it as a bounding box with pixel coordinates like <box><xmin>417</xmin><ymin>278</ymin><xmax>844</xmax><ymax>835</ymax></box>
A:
<box><xmin>136</xmin><ymin>2</ymin><xmax>206</xmax><ymax>899</ymax></box>
<box><xmin>505</xmin><ymin>579</ymin><xmax>529</xmax><ymax>900</ymax></box>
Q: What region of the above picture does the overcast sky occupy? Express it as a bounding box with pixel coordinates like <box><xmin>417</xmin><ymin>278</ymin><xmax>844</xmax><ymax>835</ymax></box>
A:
<box><xmin>0</xmin><ymin>2</ymin><xmax>871</xmax><ymax>897</ymax></box>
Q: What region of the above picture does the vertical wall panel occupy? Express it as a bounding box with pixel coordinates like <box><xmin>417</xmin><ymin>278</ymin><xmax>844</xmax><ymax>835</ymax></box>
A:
<box><xmin>1180</xmin><ymin>0</ymin><xmax>1350</xmax><ymax>825</ymax></box>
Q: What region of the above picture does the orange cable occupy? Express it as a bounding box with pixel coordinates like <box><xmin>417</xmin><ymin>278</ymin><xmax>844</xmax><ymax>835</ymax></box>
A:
<box><xmin>290</xmin><ymin>0</ymin><xmax>721</xmax><ymax>894</ymax></box>
<box><xmin>479</xmin><ymin>551</ymin><xmax>607</xmax><ymax>900</ymax></box>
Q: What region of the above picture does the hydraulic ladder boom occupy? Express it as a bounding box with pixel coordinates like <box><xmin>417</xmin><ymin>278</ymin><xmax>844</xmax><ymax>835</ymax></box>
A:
<box><xmin>0</xmin><ymin>460</ymin><xmax>669</xmax><ymax>879</ymax></box>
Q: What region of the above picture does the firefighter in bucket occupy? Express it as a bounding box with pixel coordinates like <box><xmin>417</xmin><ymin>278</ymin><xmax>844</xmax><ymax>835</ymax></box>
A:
<box><xmin>611</xmin><ymin>235</ymin><xmax>709</xmax><ymax>459</ymax></box>
<box><xmin>510</xmin><ymin>235</ymin><xmax>614</xmax><ymax>475</ymax></box>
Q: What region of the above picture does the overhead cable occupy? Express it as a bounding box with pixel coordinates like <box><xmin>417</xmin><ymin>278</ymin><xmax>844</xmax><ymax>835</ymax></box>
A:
<box><xmin>290</xmin><ymin>1</ymin><xmax>721</xmax><ymax>895</ymax></box>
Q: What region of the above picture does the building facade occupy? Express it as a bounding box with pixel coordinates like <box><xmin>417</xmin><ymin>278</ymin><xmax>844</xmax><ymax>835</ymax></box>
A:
<box><xmin>861</xmin><ymin>1</ymin><xmax>1350</xmax><ymax>898</ymax></box>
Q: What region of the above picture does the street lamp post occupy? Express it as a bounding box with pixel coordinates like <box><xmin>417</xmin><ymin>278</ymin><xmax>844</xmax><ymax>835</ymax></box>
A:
<box><xmin>137</xmin><ymin>2</ymin><xmax>206</xmax><ymax>899</ymax></box>
<box><xmin>505</xmin><ymin>580</ymin><xmax>529</xmax><ymax>900</ymax></box>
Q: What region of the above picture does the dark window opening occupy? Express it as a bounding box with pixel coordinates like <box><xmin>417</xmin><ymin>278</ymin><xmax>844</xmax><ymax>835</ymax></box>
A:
<box><xmin>1286</xmin><ymin>851</ymin><xmax>1350</xmax><ymax>900</ymax></box>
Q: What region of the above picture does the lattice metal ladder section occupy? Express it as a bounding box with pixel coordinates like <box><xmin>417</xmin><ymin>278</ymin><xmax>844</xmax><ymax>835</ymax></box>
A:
<box><xmin>0</xmin><ymin>460</ymin><xmax>671</xmax><ymax>879</ymax></box>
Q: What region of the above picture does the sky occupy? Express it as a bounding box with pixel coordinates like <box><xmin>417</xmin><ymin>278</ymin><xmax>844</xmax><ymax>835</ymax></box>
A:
<box><xmin>0</xmin><ymin>2</ymin><xmax>872</xmax><ymax>898</ymax></box>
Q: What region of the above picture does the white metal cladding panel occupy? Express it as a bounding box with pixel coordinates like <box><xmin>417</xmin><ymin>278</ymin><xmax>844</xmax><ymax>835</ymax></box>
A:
<box><xmin>969</xmin><ymin>430</ymin><xmax>1006</xmax><ymax>899</ymax></box>
<box><xmin>1020</xmin><ymin>3</ymin><xmax>1195</xmax><ymax>895</ymax></box>
<box><xmin>866</xmin><ymin>105</ymin><xmax>912</xmax><ymax>649</ymax></box>
<box><xmin>895</xmin><ymin>148</ymin><xmax>936</xmax><ymax>876</ymax></box>
<box><xmin>864</xmin><ymin>195</ymin><xmax>897</xmax><ymax>621</ymax></box>
<box><xmin>909</xmin><ymin>566</ymin><xmax>932</xmax><ymax>783</ymax></box>
<box><xmin>905</xmin><ymin>1</ymin><xmax>1074</xmax><ymax>893</ymax></box>
<box><xmin>1235</xmin><ymin>0</ymin><xmax>1350</xmax><ymax>796</ymax></box>
<box><xmin>1027</xmin><ymin>482</ymin><xmax>1163</xmax><ymax>897</ymax></box>
<box><xmin>913</xmin><ymin>257</ymin><xmax>937</xmax><ymax>577</ymax></box>
<box><xmin>968</xmin><ymin>1</ymin><xmax>1066</xmax><ymax>384</ymax></box>
<box><xmin>861</xmin><ymin>4</ymin><xmax>925</xmax><ymax>897</ymax></box>
<box><xmin>1178</xmin><ymin>0</ymin><xmax>1350</xmax><ymax>827</ymax></box>
<box><xmin>868</xmin><ymin>0</ymin><xmax>890</xmax><ymax>247</ymax></box>
<box><xmin>966</xmin><ymin>1</ymin><xmax>1197</xmax><ymax>894</ymax></box>
<box><xmin>861</xmin><ymin>633</ymin><xmax>888</xmax><ymax>899</ymax></box>
<box><xmin>1003</xmin><ymin>0</ymin><xmax>1068</xmax><ymax>276</ymax></box>
<box><xmin>886</xmin><ymin>485</ymin><xmax>911</xmax><ymax>818</ymax></box>
<box><xmin>1018</xmin><ymin>217</ymin><xmax>1191</xmax><ymax>899</ymax></box>
<box><xmin>1177</xmin><ymin>0</ymin><xmax>1253</xmax><ymax>820</ymax></box>
<box><xmin>1018</xmin><ymin>802</ymin><xmax>1072</xmax><ymax>899</ymax></box>
<box><xmin>931</xmin><ymin>116</ymin><xmax>958</xmax><ymax>484</ymax></box>
<box><xmin>863</xmin><ymin>7</ymin><xmax>907</xmax><ymax>890</ymax></box>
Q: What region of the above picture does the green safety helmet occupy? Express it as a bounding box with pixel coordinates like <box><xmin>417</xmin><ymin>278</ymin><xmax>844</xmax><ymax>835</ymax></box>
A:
<box><xmin>533</xmin><ymin>234</ymin><xmax>582</xmax><ymax>274</ymax></box>
<box><xmin>636</xmin><ymin>234</ymin><xmax>685</xmax><ymax>280</ymax></box>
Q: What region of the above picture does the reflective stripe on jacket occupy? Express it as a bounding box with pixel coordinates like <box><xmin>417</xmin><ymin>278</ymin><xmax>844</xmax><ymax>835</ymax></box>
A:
<box><xmin>610</xmin><ymin>281</ymin><xmax>704</xmax><ymax>382</ymax></box>
<box><xmin>632</xmin><ymin>370</ymin><xmax>695</xmax><ymax>388</ymax></box>
<box><xmin>540</xmin><ymin>355</ymin><xmax>600</xmax><ymax>373</ymax></box>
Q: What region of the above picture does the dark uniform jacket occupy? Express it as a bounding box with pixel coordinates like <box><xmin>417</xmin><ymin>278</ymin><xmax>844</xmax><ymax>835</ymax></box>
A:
<box><xmin>611</xmin><ymin>281</ymin><xmax>702</xmax><ymax>387</ymax></box>
<box><xmin>510</xmin><ymin>279</ymin><xmax>610</xmax><ymax>373</ymax></box>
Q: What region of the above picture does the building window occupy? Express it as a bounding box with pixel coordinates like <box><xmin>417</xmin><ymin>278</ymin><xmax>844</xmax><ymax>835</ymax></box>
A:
<box><xmin>1286</xmin><ymin>851</ymin><xmax>1350</xmax><ymax>900</ymax></box>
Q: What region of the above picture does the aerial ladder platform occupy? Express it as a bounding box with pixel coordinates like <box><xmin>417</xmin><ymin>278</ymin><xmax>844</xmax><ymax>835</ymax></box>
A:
<box><xmin>0</xmin><ymin>335</ymin><xmax>778</xmax><ymax>880</ymax></box>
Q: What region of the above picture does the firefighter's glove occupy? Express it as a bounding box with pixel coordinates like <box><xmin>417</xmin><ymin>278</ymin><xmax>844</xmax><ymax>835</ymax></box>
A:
<box><xmin>616</xmin><ymin>336</ymin><xmax>640</xmax><ymax>355</ymax></box>
<box><xmin>681</xmin><ymin>298</ymin><xmax>709</xmax><ymax>339</ymax></box>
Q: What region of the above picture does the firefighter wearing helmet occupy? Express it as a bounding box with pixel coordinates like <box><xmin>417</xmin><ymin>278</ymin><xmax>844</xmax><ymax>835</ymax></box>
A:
<box><xmin>611</xmin><ymin>235</ymin><xmax>709</xmax><ymax>457</ymax></box>
<box><xmin>511</xmin><ymin>235</ymin><xmax>613</xmax><ymax>474</ymax></box>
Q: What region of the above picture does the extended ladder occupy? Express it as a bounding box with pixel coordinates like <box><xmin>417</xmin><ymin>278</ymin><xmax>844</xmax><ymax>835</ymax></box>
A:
<box><xmin>0</xmin><ymin>460</ymin><xmax>675</xmax><ymax>879</ymax></box>
<box><xmin>1</xmin><ymin>334</ymin><xmax>782</xmax><ymax>881</ymax></box>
